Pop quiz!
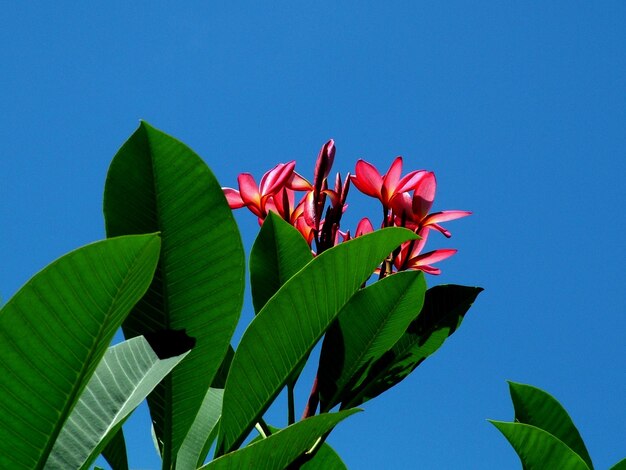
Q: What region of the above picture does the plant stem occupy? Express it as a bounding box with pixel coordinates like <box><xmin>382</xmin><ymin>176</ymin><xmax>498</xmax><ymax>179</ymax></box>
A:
<box><xmin>287</xmin><ymin>381</ymin><xmax>296</xmax><ymax>425</ymax></box>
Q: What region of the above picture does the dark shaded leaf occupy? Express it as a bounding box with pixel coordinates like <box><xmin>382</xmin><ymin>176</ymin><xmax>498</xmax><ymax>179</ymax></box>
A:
<box><xmin>342</xmin><ymin>285</ymin><xmax>482</xmax><ymax>408</ymax></box>
<box><xmin>318</xmin><ymin>271</ymin><xmax>426</xmax><ymax>412</ymax></box>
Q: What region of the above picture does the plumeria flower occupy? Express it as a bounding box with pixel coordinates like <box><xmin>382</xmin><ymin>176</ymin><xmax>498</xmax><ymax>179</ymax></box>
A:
<box><xmin>394</xmin><ymin>228</ymin><xmax>457</xmax><ymax>275</ymax></box>
<box><xmin>393</xmin><ymin>171</ymin><xmax>471</xmax><ymax>237</ymax></box>
<box><xmin>223</xmin><ymin>161</ymin><xmax>296</xmax><ymax>220</ymax></box>
<box><xmin>354</xmin><ymin>217</ymin><xmax>374</xmax><ymax>237</ymax></box>
<box><xmin>350</xmin><ymin>157</ymin><xmax>426</xmax><ymax>212</ymax></box>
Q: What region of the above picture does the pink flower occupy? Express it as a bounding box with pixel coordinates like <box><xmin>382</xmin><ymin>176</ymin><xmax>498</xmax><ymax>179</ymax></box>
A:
<box><xmin>350</xmin><ymin>157</ymin><xmax>426</xmax><ymax>210</ymax></box>
<box><xmin>395</xmin><ymin>228</ymin><xmax>457</xmax><ymax>275</ymax></box>
<box><xmin>393</xmin><ymin>171</ymin><xmax>471</xmax><ymax>237</ymax></box>
<box><xmin>223</xmin><ymin>161</ymin><xmax>296</xmax><ymax>219</ymax></box>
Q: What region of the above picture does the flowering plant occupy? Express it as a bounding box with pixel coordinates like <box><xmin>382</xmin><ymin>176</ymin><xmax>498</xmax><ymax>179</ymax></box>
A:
<box><xmin>0</xmin><ymin>123</ymin><xmax>482</xmax><ymax>469</ymax></box>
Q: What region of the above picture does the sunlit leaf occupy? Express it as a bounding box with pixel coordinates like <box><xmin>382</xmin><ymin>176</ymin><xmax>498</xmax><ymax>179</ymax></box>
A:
<box><xmin>218</xmin><ymin>228</ymin><xmax>417</xmax><ymax>453</ymax></box>
<box><xmin>206</xmin><ymin>410</ymin><xmax>358</xmax><ymax>469</ymax></box>
<box><xmin>508</xmin><ymin>381</ymin><xmax>593</xmax><ymax>469</ymax></box>
<box><xmin>46</xmin><ymin>336</ymin><xmax>190</xmax><ymax>469</ymax></box>
<box><xmin>250</xmin><ymin>212</ymin><xmax>313</xmax><ymax>314</ymax></box>
<box><xmin>342</xmin><ymin>285</ymin><xmax>482</xmax><ymax>408</ymax></box>
<box><xmin>176</xmin><ymin>388</ymin><xmax>224</xmax><ymax>470</ymax></box>
<box><xmin>103</xmin><ymin>122</ymin><xmax>245</xmax><ymax>465</ymax></box>
<box><xmin>489</xmin><ymin>421</ymin><xmax>590</xmax><ymax>470</ymax></box>
<box><xmin>0</xmin><ymin>234</ymin><xmax>160</xmax><ymax>469</ymax></box>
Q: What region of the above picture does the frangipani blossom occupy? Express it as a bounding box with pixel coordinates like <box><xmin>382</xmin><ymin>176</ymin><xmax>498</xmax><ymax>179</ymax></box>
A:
<box><xmin>393</xmin><ymin>171</ymin><xmax>471</xmax><ymax>237</ymax></box>
<box><xmin>351</xmin><ymin>157</ymin><xmax>426</xmax><ymax>210</ymax></box>
<box><xmin>222</xmin><ymin>161</ymin><xmax>296</xmax><ymax>219</ymax></box>
<box><xmin>222</xmin><ymin>141</ymin><xmax>469</xmax><ymax>276</ymax></box>
<box><xmin>394</xmin><ymin>228</ymin><xmax>457</xmax><ymax>275</ymax></box>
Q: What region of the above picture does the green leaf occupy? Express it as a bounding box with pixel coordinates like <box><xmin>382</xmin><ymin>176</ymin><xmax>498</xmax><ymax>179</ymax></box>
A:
<box><xmin>176</xmin><ymin>388</ymin><xmax>224</xmax><ymax>470</ymax></box>
<box><xmin>610</xmin><ymin>458</ymin><xmax>626</xmax><ymax>470</ymax></box>
<box><xmin>318</xmin><ymin>271</ymin><xmax>426</xmax><ymax>412</ymax></box>
<box><xmin>301</xmin><ymin>442</ymin><xmax>347</xmax><ymax>470</ymax></box>
<box><xmin>103</xmin><ymin>121</ymin><xmax>245</xmax><ymax>464</ymax></box>
<box><xmin>508</xmin><ymin>382</ymin><xmax>593</xmax><ymax>469</ymax></box>
<box><xmin>489</xmin><ymin>421</ymin><xmax>590</xmax><ymax>470</ymax></box>
<box><xmin>343</xmin><ymin>285</ymin><xmax>482</xmax><ymax>408</ymax></box>
<box><xmin>47</xmin><ymin>336</ymin><xmax>190</xmax><ymax>469</ymax></box>
<box><xmin>218</xmin><ymin>227</ymin><xmax>417</xmax><ymax>454</ymax></box>
<box><xmin>205</xmin><ymin>410</ymin><xmax>358</xmax><ymax>470</ymax></box>
<box><xmin>0</xmin><ymin>234</ymin><xmax>161</xmax><ymax>470</ymax></box>
<box><xmin>247</xmin><ymin>424</ymin><xmax>346</xmax><ymax>469</ymax></box>
<box><xmin>250</xmin><ymin>211</ymin><xmax>313</xmax><ymax>314</ymax></box>
<box><xmin>102</xmin><ymin>428</ymin><xmax>128</xmax><ymax>470</ymax></box>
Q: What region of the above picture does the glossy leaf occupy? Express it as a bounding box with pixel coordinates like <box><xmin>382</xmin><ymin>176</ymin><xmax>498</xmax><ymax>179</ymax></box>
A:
<box><xmin>610</xmin><ymin>458</ymin><xmax>626</xmax><ymax>470</ymax></box>
<box><xmin>101</xmin><ymin>429</ymin><xmax>128</xmax><ymax>470</ymax></box>
<box><xmin>218</xmin><ymin>228</ymin><xmax>417</xmax><ymax>453</ymax></box>
<box><xmin>343</xmin><ymin>285</ymin><xmax>482</xmax><ymax>408</ymax></box>
<box><xmin>176</xmin><ymin>388</ymin><xmax>224</xmax><ymax>470</ymax></box>
<box><xmin>0</xmin><ymin>234</ymin><xmax>160</xmax><ymax>470</ymax></box>
<box><xmin>103</xmin><ymin>121</ymin><xmax>245</xmax><ymax>464</ymax></box>
<box><xmin>508</xmin><ymin>381</ymin><xmax>593</xmax><ymax>469</ymax></box>
<box><xmin>318</xmin><ymin>271</ymin><xmax>426</xmax><ymax>412</ymax></box>
<box><xmin>205</xmin><ymin>410</ymin><xmax>358</xmax><ymax>469</ymax></box>
<box><xmin>489</xmin><ymin>421</ymin><xmax>590</xmax><ymax>470</ymax></box>
<box><xmin>301</xmin><ymin>441</ymin><xmax>347</xmax><ymax>470</ymax></box>
<box><xmin>250</xmin><ymin>211</ymin><xmax>313</xmax><ymax>314</ymax></box>
<box><xmin>47</xmin><ymin>336</ymin><xmax>190</xmax><ymax>469</ymax></box>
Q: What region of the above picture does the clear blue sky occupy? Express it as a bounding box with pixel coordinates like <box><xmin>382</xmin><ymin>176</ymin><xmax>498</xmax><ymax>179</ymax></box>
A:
<box><xmin>1</xmin><ymin>2</ymin><xmax>625</xmax><ymax>469</ymax></box>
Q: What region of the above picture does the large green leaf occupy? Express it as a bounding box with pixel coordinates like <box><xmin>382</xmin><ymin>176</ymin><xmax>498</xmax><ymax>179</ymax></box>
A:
<box><xmin>46</xmin><ymin>335</ymin><xmax>190</xmax><ymax>469</ymax></box>
<box><xmin>101</xmin><ymin>428</ymin><xmax>128</xmax><ymax>470</ymax></box>
<box><xmin>342</xmin><ymin>285</ymin><xmax>482</xmax><ymax>408</ymax></box>
<box><xmin>0</xmin><ymin>234</ymin><xmax>160</xmax><ymax>470</ymax></box>
<box><xmin>508</xmin><ymin>382</ymin><xmax>593</xmax><ymax>469</ymax></box>
<box><xmin>217</xmin><ymin>227</ymin><xmax>417</xmax><ymax>454</ymax></box>
<box><xmin>205</xmin><ymin>410</ymin><xmax>358</xmax><ymax>469</ymax></box>
<box><xmin>103</xmin><ymin>121</ymin><xmax>245</xmax><ymax>464</ymax></box>
<box><xmin>301</xmin><ymin>441</ymin><xmax>347</xmax><ymax>470</ymax></box>
<box><xmin>318</xmin><ymin>271</ymin><xmax>426</xmax><ymax>412</ymax></box>
<box><xmin>250</xmin><ymin>211</ymin><xmax>313</xmax><ymax>314</ymax></box>
<box><xmin>176</xmin><ymin>388</ymin><xmax>224</xmax><ymax>470</ymax></box>
<box><xmin>489</xmin><ymin>421</ymin><xmax>590</xmax><ymax>470</ymax></box>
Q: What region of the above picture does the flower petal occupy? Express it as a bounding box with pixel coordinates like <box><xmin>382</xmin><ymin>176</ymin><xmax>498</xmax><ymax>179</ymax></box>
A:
<box><xmin>412</xmin><ymin>171</ymin><xmax>436</xmax><ymax>220</ymax></box>
<box><xmin>395</xmin><ymin>169</ymin><xmax>428</xmax><ymax>195</ymax></box>
<box><xmin>287</xmin><ymin>171</ymin><xmax>312</xmax><ymax>191</ymax></box>
<box><xmin>355</xmin><ymin>217</ymin><xmax>374</xmax><ymax>237</ymax></box>
<box><xmin>260</xmin><ymin>161</ymin><xmax>296</xmax><ymax>195</ymax></box>
<box><xmin>422</xmin><ymin>210</ymin><xmax>472</xmax><ymax>225</ymax></box>
<box><xmin>350</xmin><ymin>159</ymin><xmax>383</xmax><ymax>199</ymax></box>
<box><xmin>237</xmin><ymin>173</ymin><xmax>261</xmax><ymax>208</ymax></box>
<box><xmin>412</xmin><ymin>248</ymin><xmax>457</xmax><ymax>266</ymax></box>
<box><xmin>382</xmin><ymin>156</ymin><xmax>403</xmax><ymax>202</ymax></box>
<box><xmin>222</xmin><ymin>188</ymin><xmax>245</xmax><ymax>209</ymax></box>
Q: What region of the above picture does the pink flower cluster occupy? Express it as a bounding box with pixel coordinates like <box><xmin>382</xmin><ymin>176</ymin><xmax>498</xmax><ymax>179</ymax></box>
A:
<box><xmin>223</xmin><ymin>141</ymin><xmax>470</xmax><ymax>275</ymax></box>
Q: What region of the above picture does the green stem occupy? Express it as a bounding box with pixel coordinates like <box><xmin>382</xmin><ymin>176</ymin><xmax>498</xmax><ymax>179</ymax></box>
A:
<box><xmin>287</xmin><ymin>381</ymin><xmax>296</xmax><ymax>425</ymax></box>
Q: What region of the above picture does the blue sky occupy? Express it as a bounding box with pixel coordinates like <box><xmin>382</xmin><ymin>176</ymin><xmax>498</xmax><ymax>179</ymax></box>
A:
<box><xmin>1</xmin><ymin>2</ymin><xmax>625</xmax><ymax>469</ymax></box>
